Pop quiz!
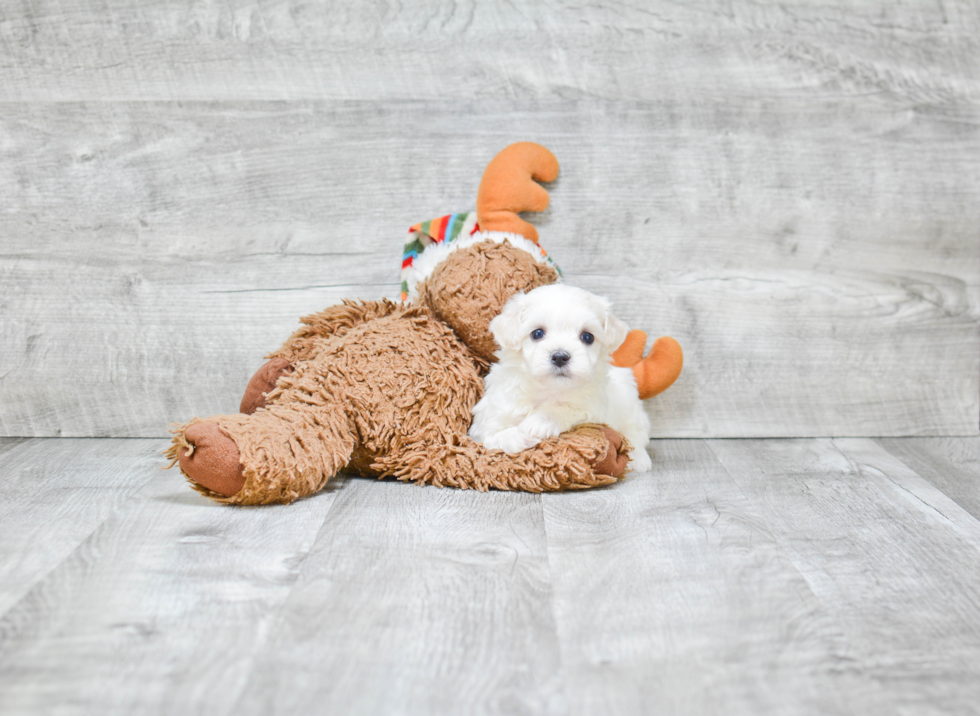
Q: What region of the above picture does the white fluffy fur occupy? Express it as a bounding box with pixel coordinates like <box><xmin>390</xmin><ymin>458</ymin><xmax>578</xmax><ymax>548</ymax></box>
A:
<box><xmin>469</xmin><ymin>284</ymin><xmax>653</xmax><ymax>472</ymax></box>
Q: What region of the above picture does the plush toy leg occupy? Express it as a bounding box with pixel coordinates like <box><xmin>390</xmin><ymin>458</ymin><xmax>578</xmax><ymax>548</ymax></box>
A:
<box><xmin>176</xmin><ymin>422</ymin><xmax>246</xmax><ymax>497</ymax></box>
<box><xmin>168</xmin><ymin>401</ymin><xmax>356</xmax><ymax>505</ymax></box>
<box><xmin>240</xmin><ymin>358</ymin><xmax>293</xmax><ymax>414</ymax></box>
<box><xmin>375</xmin><ymin>424</ymin><xmax>629</xmax><ymax>492</ymax></box>
<box><xmin>239</xmin><ymin>302</ymin><xmax>405</xmax><ymax>417</ymax></box>
<box><xmin>592</xmin><ymin>427</ymin><xmax>630</xmax><ymax>477</ymax></box>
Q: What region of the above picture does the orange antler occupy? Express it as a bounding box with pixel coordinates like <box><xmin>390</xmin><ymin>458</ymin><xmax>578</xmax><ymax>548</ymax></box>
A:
<box><xmin>611</xmin><ymin>331</ymin><xmax>684</xmax><ymax>400</ymax></box>
<box><xmin>476</xmin><ymin>142</ymin><xmax>559</xmax><ymax>243</ymax></box>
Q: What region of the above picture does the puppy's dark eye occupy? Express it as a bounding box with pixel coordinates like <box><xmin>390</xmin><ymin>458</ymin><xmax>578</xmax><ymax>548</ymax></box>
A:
<box><xmin>580</xmin><ymin>332</ymin><xmax>594</xmax><ymax>345</ymax></box>
<box><xmin>531</xmin><ymin>328</ymin><xmax>546</xmax><ymax>341</ymax></box>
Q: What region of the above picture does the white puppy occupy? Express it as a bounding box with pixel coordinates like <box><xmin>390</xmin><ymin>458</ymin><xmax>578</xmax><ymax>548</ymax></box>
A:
<box><xmin>469</xmin><ymin>284</ymin><xmax>653</xmax><ymax>472</ymax></box>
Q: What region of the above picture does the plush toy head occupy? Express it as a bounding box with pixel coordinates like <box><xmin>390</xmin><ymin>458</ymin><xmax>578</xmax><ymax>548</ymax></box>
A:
<box><xmin>411</xmin><ymin>235</ymin><xmax>559</xmax><ymax>364</ymax></box>
<box><xmin>400</xmin><ymin>142</ymin><xmax>566</xmax><ymax>364</ymax></box>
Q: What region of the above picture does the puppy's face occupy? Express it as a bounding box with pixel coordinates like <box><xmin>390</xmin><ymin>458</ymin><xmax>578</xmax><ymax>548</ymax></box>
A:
<box><xmin>490</xmin><ymin>284</ymin><xmax>629</xmax><ymax>387</ymax></box>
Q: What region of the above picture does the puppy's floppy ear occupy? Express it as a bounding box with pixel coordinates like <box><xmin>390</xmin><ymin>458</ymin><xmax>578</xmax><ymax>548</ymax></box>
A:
<box><xmin>585</xmin><ymin>291</ymin><xmax>629</xmax><ymax>353</ymax></box>
<box><xmin>603</xmin><ymin>313</ymin><xmax>630</xmax><ymax>353</ymax></box>
<box><xmin>490</xmin><ymin>291</ymin><xmax>530</xmax><ymax>352</ymax></box>
<box><xmin>591</xmin><ymin>294</ymin><xmax>629</xmax><ymax>353</ymax></box>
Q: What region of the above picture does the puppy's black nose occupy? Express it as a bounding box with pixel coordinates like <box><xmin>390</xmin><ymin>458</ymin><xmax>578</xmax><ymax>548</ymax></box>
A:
<box><xmin>551</xmin><ymin>351</ymin><xmax>571</xmax><ymax>368</ymax></box>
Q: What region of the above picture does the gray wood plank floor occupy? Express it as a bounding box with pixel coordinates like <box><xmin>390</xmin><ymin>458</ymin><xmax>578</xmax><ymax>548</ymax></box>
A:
<box><xmin>1</xmin><ymin>436</ymin><xmax>978</xmax><ymax>716</ymax></box>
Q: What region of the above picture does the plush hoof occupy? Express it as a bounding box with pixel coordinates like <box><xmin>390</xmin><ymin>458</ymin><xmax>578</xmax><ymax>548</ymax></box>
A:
<box><xmin>593</xmin><ymin>427</ymin><xmax>629</xmax><ymax>478</ymax></box>
<box><xmin>240</xmin><ymin>358</ymin><xmax>294</xmax><ymax>414</ymax></box>
<box><xmin>178</xmin><ymin>423</ymin><xmax>246</xmax><ymax>497</ymax></box>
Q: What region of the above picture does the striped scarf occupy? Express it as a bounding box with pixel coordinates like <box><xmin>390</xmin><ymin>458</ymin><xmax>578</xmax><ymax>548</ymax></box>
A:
<box><xmin>400</xmin><ymin>213</ymin><xmax>481</xmax><ymax>302</ymax></box>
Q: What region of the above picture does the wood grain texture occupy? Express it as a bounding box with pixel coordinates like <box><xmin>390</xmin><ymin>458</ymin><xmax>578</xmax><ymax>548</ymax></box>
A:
<box><xmin>4</xmin><ymin>437</ymin><xmax>980</xmax><ymax>714</ymax></box>
<box><xmin>0</xmin><ymin>441</ymin><xmax>339</xmax><ymax>716</ymax></box>
<box><xmin>878</xmin><ymin>436</ymin><xmax>980</xmax><ymax>520</ymax></box>
<box><xmin>708</xmin><ymin>438</ymin><xmax>980</xmax><ymax>716</ymax></box>
<box><xmin>0</xmin><ymin>438</ymin><xmax>157</xmax><ymax>616</ymax></box>
<box><xmin>1</xmin><ymin>0</ymin><xmax>977</xmax><ymax>437</ymax></box>
<box><xmin>0</xmin><ymin>1</ymin><xmax>977</xmax><ymax>102</ymax></box>
<box><xmin>0</xmin><ymin>439</ymin><xmax>26</xmax><ymax>459</ymax></box>
<box><xmin>231</xmin><ymin>478</ymin><xmax>564</xmax><ymax>716</ymax></box>
<box><xmin>1</xmin><ymin>99</ymin><xmax>976</xmax><ymax>437</ymax></box>
<box><xmin>542</xmin><ymin>439</ymin><xmax>857</xmax><ymax>715</ymax></box>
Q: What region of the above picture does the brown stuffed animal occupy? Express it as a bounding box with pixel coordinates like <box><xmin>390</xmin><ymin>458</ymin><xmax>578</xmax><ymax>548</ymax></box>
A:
<box><xmin>165</xmin><ymin>143</ymin><xmax>647</xmax><ymax>505</ymax></box>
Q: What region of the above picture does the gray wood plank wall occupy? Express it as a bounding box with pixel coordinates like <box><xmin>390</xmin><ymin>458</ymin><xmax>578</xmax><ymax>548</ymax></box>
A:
<box><xmin>1</xmin><ymin>1</ymin><xmax>977</xmax><ymax>438</ymax></box>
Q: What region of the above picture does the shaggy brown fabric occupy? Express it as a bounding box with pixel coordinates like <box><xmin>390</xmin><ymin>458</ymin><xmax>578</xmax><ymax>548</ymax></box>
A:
<box><xmin>240</xmin><ymin>358</ymin><xmax>293</xmax><ymax>414</ymax></box>
<box><xmin>174</xmin><ymin>422</ymin><xmax>246</xmax><ymax>498</ymax></box>
<box><xmin>167</xmin><ymin>240</ymin><xmax>629</xmax><ymax>505</ymax></box>
<box><xmin>417</xmin><ymin>239</ymin><xmax>559</xmax><ymax>366</ymax></box>
<box><xmin>592</xmin><ymin>427</ymin><xmax>630</xmax><ymax>477</ymax></box>
<box><xmin>270</xmin><ymin>299</ymin><xmax>403</xmax><ymax>364</ymax></box>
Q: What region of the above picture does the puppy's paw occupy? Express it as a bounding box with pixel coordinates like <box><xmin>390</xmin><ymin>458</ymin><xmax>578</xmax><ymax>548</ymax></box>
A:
<box><xmin>483</xmin><ymin>427</ymin><xmax>542</xmax><ymax>455</ymax></box>
<box><xmin>629</xmin><ymin>447</ymin><xmax>653</xmax><ymax>473</ymax></box>
<box><xmin>519</xmin><ymin>413</ymin><xmax>563</xmax><ymax>440</ymax></box>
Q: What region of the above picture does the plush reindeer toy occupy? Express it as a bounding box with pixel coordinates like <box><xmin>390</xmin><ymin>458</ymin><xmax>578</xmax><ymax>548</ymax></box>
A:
<box><xmin>167</xmin><ymin>143</ymin><xmax>682</xmax><ymax>505</ymax></box>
